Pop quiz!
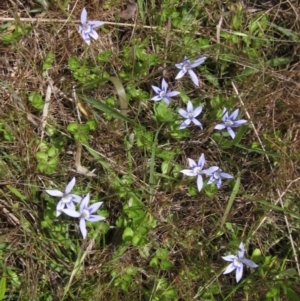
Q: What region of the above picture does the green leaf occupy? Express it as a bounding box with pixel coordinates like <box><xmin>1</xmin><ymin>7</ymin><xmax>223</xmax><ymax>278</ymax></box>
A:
<box><xmin>0</xmin><ymin>277</ymin><xmax>6</xmax><ymax>300</ymax></box>
<box><xmin>28</xmin><ymin>91</ymin><xmax>44</xmax><ymax>110</ymax></box>
<box><xmin>220</xmin><ymin>174</ymin><xmax>240</xmax><ymax>227</ymax></box>
<box><xmin>160</xmin><ymin>259</ymin><xmax>173</xmax><ymax>270</ymax></box>
<box><xmin>6</xmin><ymin>185</ymin><xmax>27</xmax><ymax>201</ymax></box>
<box><xmin>122</xmin><ymin>227</ymin><xmax>134</xmax><ymax>242</ymax></box>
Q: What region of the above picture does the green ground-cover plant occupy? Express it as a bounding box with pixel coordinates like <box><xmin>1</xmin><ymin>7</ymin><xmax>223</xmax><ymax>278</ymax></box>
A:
<box><xmin>0</xmin><ymin>0</ymin><xmax>300</xmax><ymax>300</ymax></box>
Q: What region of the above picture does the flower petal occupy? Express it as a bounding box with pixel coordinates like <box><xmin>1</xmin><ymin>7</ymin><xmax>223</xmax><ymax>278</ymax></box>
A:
<box><xmin>175</xmin><ymin>69</ymin><xmax>186</xmax><ymax>79</ymax></box>
<box><xmin>198</xmin><ymin>154</ymin><xmax>205</xmax><ymax>169</ymax></box>
<box><xmin>80</xmin><ymin>194</ymin><xmax>90</xmax><ymax>212</ymax></box>
<box><xmin>197</xmin><ymin>175</ymin><xmax>203</xmax><ymax>191</ymax></box>
<box><xmin>188</xmin><ymin>158</ymin><xmax>197</xmax><ymax>168</ymax></box>
<box><xmin>151</xmin><ymin>85</ymin><xmax>161</xmax><ymax>94</ymax></box>
<box><xmin>220</xmin><ymin>172</ymin><xmax>234</xmax><ymax>179</ymax></box>
<box><xmin>62</xmin><ymin>209</ymin><xmax>81</xmax><ymax>218</ymax></box>
<box><xmin>238</xmin><ymin>242</ymin><xmax>245</xmax><ymax>258</ymax></box>
<box><xmin>151</xmin><ymin>95</ymin><xmax>162</xmax><ymax>101</ymax></box>
<box><xmin>223</xmin><ymin>263</ymin><xmax>236</xmax><ymax>275</ymax></box>
<box><xmin>188</xmin><ymin>70</ymin><xmax>199</xmax><ymax>86</ymax></box>
<box><xmin>86</xmin><ymin>215</ymin><xmax>106</xmax><ymax>222</ymax></box>
<box><xmin>240</xmin><ymin>258</ymin><xmax>258</xmax><ymax>268</ymax></box>
<box><xmin>180</xmin><ymin>169</ymin><xmax>195</xmax><ymax>177</ymax></box>
<box><xmin>235</xmin><ymin>265</ymin><xmax>243</xmax><ymax>283</ymax></box>
<box><xmin>81</xmin><ymin>7</ymin><xmax>87</xmax><ymax>24</ymax></box>
<box><xmin>222</xmin><ymin>255</ymin><xmax>237</xmax><ymax>262</ymax></box>
<box><xmin>70</xmin><ymin>194</ymin><xmax>82</xmax><ymax>203</ymax></box>
<box><xmin>227</xmin><ymin>127</ymin><xmax>236</xmax><ymax>139</ymax></box>
<box><xmin>230</xmin><ymin>109</ymin><xmax>239</xmax><ymax>120</ymax></box>
<box><xmin>166</xmin><ymin>91</ymin><xmax>180</xmax><ymax>97</ymax></box>
<box><xmin>89</xmin><ymin>30</ymin><xmax>99</xmax><ymax>40</ymax></box>
<box><xmin>190</xmin><ymin>56</ymin><xmax>207</xmax><ymax>67</ymax></box>
<box><xmin>193</xmin><ymin>105</ymin><xmax>203</xmax><ymax>117</ymax></box>
<box><xmin>192</xmin><ymin>118</ymin><xmax>203</xmax><ymax>129</ymax></box>
<box><xmin>162</xmin><ymin>97</ymin><xmax>170</xmax><ymax>105</ymax></box>
<box><xmin>216</xmin><ymin>178</ymin><xmax>222</xmax><ymax>188</ymax></box>
<box><xmin>46</xmin><ymin>189</ymin><xmax>63</xmax><ymax>197</ymax></box>
<box><xmin>202</xmin><ymin>166</ymin><xmax>219</xmax><ymax>176</ymax></box>
<box><xmin>187</xmin><ymin>101</ymin><xmax>193</xmax><ymax>113</ymax></box>
<box><xmin>66</xmin><ymin>202</ymin><xmax>76</xmax><ymax>211</ymax></box>
<box><xmin>222</xmin><ymin>108</ymin><xmax>229</xmax><ymax>122</ymax></box>
<box><xmin>88</xmin><ymin>202</ymin><xmax>103</xmax><ymax>213</ymax></box>
<box><xmin>232</xmin><ymin>119</ymin><xmax>247</xmax><ymax>127</ymax></box>
<box><xmin>214</xmin><ymin>124</ymin><xmax>226</xmax><ymax>130</ymax></box>
<box><xmin>80</xmin><ymin>218</ymin><xmax>87</xmax><ymax>238</ymax></box>
<box><xmin>89</xmin><ymin>21</ymin><xmax>104</xmax><ymax>28</ymax></box>
<box><xmin>161</xmin><ymin>78</ymin><xmax>168</xmax><ymax>91</ymax></box>
<box><xmin>179</xmin><ymin>119</ymin><xmax>191</xmax><ymax>129</ymax></box>
<box><xmin>178</xmin><ymin>108</ymin><xmax>188</xmax><ymax>118</ymax></box>
<box><xmin>65</xmin><ymin>177</ymin><xmax>76</xmax><ymax>194</ymax></box>
<box><xmin>56</xmin><ymin>200</ymin><xmax>65</xmax><ymax>216</ymax></box>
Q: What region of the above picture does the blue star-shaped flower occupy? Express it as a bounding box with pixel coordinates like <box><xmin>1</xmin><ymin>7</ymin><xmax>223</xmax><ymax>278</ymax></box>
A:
<box><xmin>78</xmin><ymin>8</ymin><xmax>104</xmax><ymax>45</ymax></box>
<box><xmin>202</xmin><ymin>166</ymin><xmax>233</xmax><ymax>188</ymax></box>
<box><xmin>151</xmin><ymin>78</ymin><xmax>180</xmax><ymax>105</ymax></box>
<box><xmin>178</xmin><ymin>100</ymin><xmax>203</xmax><ymax>129</ymax></box>
<box><xmin>214</xmin><ymin>108</ymin><xmax>247</xmax><ymax>139</ymax></box>
<box><xmin>180</xmin><ymin>154</ymin><xmax>206</xmax><ymax>192</ymax></box>
<box><xmin>222</xmin><ymin>242</ymin><xmax>258</xmax><ymax>283</ymax></box>
<box><xmin>175</xmin><ymin>56</ymin><xmax>207</xmax><ymax>86</ymax></box>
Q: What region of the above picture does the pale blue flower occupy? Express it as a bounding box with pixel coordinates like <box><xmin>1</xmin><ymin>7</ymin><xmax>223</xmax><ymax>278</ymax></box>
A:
<box><xmin>62</xmin><ymin>193</ymin><xmax>105</xmax><ymax>239</ymax></box>
<box><xmin>175</xmin><ymin>56</ymin><xmax>207</xmax><ymax>86</ymax></box>
<box><xmin>202</xmin><ymin>166</ymin><xmax>233</xmax><ymax>188</ymax></box>
<box><xmin>178</xmin><ymin>100</ymin><xmax>203</xmax><ymax>129</ymax></box>
<box><xmin>79</xmin><ymin>8</ymin><xmax>104</xmax><ymax>45</ymax></box>
<box><xmin>46</xmin><ymin>177</ymin><xmax>82</xmax><ymax>217</ymax></box>
<box><xmin>222</xmin><ymin>242</ymin><xmax>258</xmax><ymax>283</ymax></box>
<box><xmin>214</xmin><ymin>108</ymin><xmax>247</xmax><ymax>139</ymax></box>
<box><xmin>151</xmin><ymin>78</ymin><xmax>180</xmax><ymax>105</ymax></box>
<box><xmin>180</xmin><ymin>154</ymin><xmax>205</xmax><ymax>192</ymax></box>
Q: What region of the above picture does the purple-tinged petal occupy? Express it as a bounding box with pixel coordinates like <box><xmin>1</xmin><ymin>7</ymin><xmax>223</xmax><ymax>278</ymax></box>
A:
<box><xmin>151</xmin><ymin>85</ymin><xmax>161</xmax><ymax>94</ymax></box>
<box><xmin>222</xmin><ymin>108</ymin><xmax>229</xmax><ymax>122</ymax></box>
<box><xmin>66</xmin><ymin>202</ymin><xmax>76</xmax><ymax>211</ymax></box>
<box><xmin>183</xmin><ymin>56</ymin><xmax>190</xmax><ymax>63</ymax></box>
<box><xmin>56</xmin><ymin>200</ymin><xmax>65</xmax><ymax>216</ymax></box>
<box><xmin>162</xmin><ymin>97</ymin><xmax>170</xmax><ymax>105</ymax></box>
<box><xmin>89</xmin><ymin>30</ymin><xmax>99</xmax><ymax>40</ymax></box>
<box><xmin>83</xmin><ymin>37</ymin><xmax>91</xmax><ymax>45</ymax></box>
<box><xmin>230</xmin><ymin>109</ymin><xmax>239</xmax><ymax>120</ymax></box>
<box><xmin>214</xmin><ymin>124</ymin><xmax>226</xmax><ymax>130</ymax></box>
<box><xmin>223</xmin><ymin>263</ymin><xmax>236</xmax><ymax>274</ymax></box>
<box><xmin>187</xmin><ymin>101</ymin><xmax>193</xmax><ymax>113</ymax></box>
<box><xmin>88</xmin><ymin>202</ymin><xmax>103</xmax><ymax>213</ymax></box>
<box><xmin>179</xmin><ymin>119</ymin><xmax>191</xmax><ymax>129</ymax></box>
<box><xmin>175</xmin><ymin>70</ymin><xmax>186</xmax><ymax>79</ymax></box>
<box><xmin>188</xmin><ymin>158</ymin><xmax>197</xmax><ymax>168</ymax></box>
<box><xmin>236</xmin><ymin>265</ymin><xmax>243</xmax><ymax>283</ymax></box>
<box><xmin>62</xmin><ymin>209</ymin><xmax>81</xmax><ymax>218</ymax></box>
<box><xmin>216</xmin><ymin>178</ymin><xmax>222</xmax><ymax>188</ymax></box>
<box><xmin>190</xmin><ymin>56</ymin><xmax>207</xmax><ymax>68</ymax></box>
<box><xmin>65</xmin><ymin>177</ymin><xmax>76</xmax><ymax>194</ymax></box>
<box><xmin>80</xmin><ymin>194</ymin><xmax>90</xmax><ymax>212</ymax></box>
<box><xmin>222</xmin><ymin>255</ymin><xmax>237</xmax><ymax>262</ymax></box>
<box><xmin>198</xmin><ymin>154</ymin><xmax>205</xmax><ymax>169</ymax></box>
<box><xmin>197</xmin><ymin>175</ymin><xmax>203</xmax><ymax>191</ymax></box>
<box><xmin>227</xmin><ymin>127</ymin><xmax>236</xmax><ymax>139</ymax></box>
<box><xmin>46</xmin><ymin>189</ymin><xmax>63</xmax><ymax>197</ymax></box>
<box><xmin>220</xmin><ymin>172</ymin><xmax>234</xmax><ymax>179</ymax></box>
<box><xmin>88</xmin><ymin>21</ymin><xmax>104</xmax><ymax>28</ymax></box>
<box><xmin>238</xmin><ymin>242</ymin><xmax>245</xmax><ymax>258</ymax></box>
<box><xmin>175</xmin><ymin>63</ymin><xmax>183</xmax><ymax>69</ymax></box>
<box><xmin>81</xmin><ymin>8</ymin><xmax>87</xmax><ymax>24</ymax></box>
<box><xmin>192</xmin><ymin>118</ymin><xmax>203</xmax><ymax>129</ymax></box>
<box><xmin>193</xmin><ymin>105</ymin><xmax>203</xmax><ymax>117</ymax></box>
<box><xmin>207</xmin><ymin>177</ymin><xmax>215</xmax><ymax>185</ymax></box>
<box><xmin>240</xmin><ymin>258</ymin><xmax>258</xmax><ymax>268</ymax></box>
<box><xmin>188</xmin><ymin>70</ymin><xmax>199</xmax><ymax>86</ymax></box>
<box><xmin>178</xmin><ymin>108</ymin><xmax>188</xmax><ymax>118</ymax></box>
<box><xmin>86</xmin><ymin>215</ymin><xmax>106</xmax><ymax>222</ymax></box>
<box><xmin>166</xmin><ymin>91</ymin><xmax>180</xmax><ymax>97</ymax></box>
<box><xmin>180</xmin><ymin>169</ymin><xmax>195</xmax><ymax>177</ymax></box>
<box><xmin>161</xmin><ymin>78</ymin><xmax>168</xmax><ymax>91</ymax></box>
<box><xmin>151</xmin><ymin>95</ymin><xmax>162</xmax><ymax>101</ymax></box>
<box><xmin>70</xmin><ymin>194</ymin><xmax>82</xmax><ymax>203</ymax></box>
<box><xmin>232</xmin><ymin>119</ymin><xmax>247</xmax><ymax>127</ymax></box>
<box><xmin>79</xmin><ymin>218</ymin><xmax>87</xmax><ymax>238</ymax></box>
<box><xmin>202</xmin><ymin>166</ymin><xmax>219</xmax><ymax>176</ymax></box>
